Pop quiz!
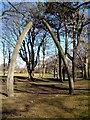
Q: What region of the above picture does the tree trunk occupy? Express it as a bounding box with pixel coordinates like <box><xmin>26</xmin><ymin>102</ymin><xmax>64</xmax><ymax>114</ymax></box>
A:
<box><xmin>58</xmin><ymin>52</ymin><xmax>62</xmax><ymax>82</ymax></box>
<box><xmin>3</xmin><ymin>55</ymin><xmax>5</xmax><ymax>76</ymax></box>
<box><xmin>29</xmin><ymin>71</ymin><xmax>34</xmax><ymax>81</ymax></box>
<box><xmin>54</xmin><ymin>66</ymin><xmax>56</xmax><ymax>78</ymax></box>
<box><xmin>43</xmin><ymin>20</ymin><xmax>74</xmax><ymax>94</ymax></box>
<box><xmin>84</xmin><ymin>50</ymin><xmax>88</xmax><ymax>79</ymax></box>
<box><xmin>8</xmin><ymin>47</ymin><xmax>11</xmax><ymax>68</ymax></box>
<box><xmin>62</xmin><ymin>66</ymin><xmax>65</xmax><ymax>81</ymax></box>
<box><xmin>84</xmin><ymin>64</ymin><xmax>86</xmax><ymax>78</ymax></box>
<box><xmin>72</xmin><ymin>49</ymin><xmax>77</xmax><ymax>82</ymax></box>
<box><xmin>2</xmin><ymin>42</ymin><xmax>5</xmax><ymax>76</ymax></box>
<box><xmin>64</xmin><ymin>19</ymin><xmax>68</xmax><ymax>82</ymax></box>
<box><xmin>72</xmin><ymin>19</ymin><xmax>76</xmax><ymax>82</ymax></box>
<box><xmin>7</xmin><ymin>22</ymin><xmax>33</xmax><ymax>97</ymax></box>
<box><xmin>65</xmin><ymin>19</ymin><xmax>68</xmax><ymax>55</ymax></box>
<box><xmin>26</xmin><ymin>63</ymin><xmax>33</xmax><ymax>81</ymax></box>
<box><xmin>42</xmin><ymin>46</ymin><xmax>45</xmax><ymax>77</ymax></box>
<box><xmin>82</xmin><ymin>64</ymin><xmax>85</xmax><ymax>78</ymax></box>
<box><xmin>57</xmin><ymin>29</ymin><xmax>62</xmax><ymax>82</ymax></box>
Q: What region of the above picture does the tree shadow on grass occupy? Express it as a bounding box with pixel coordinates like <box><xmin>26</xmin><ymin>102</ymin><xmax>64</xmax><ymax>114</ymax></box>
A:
<box><xmin>14</xmin><ymin>88</ymin><xmax>68</xmax><ymax>94</ymax></box>
<box><xmin>45</xmin><ymin>78</ymin><xmax>64</xmax><ymax>82</ymax></box>
<box><xmin>31</xmin><ymin>83</ymin><xmax>68</xmax><ymax>90</ymax></box>
<box><xmin>14</xmin><ymin>76</ymin><xmax>28</xmax><ymax>80</ymax></box>
<box><xmin>14</xmin><ymin>82</ymin><xmax>90</xmax><ymax>95</ymax></box>
<box><xmin>31</xmin><ymin>83</ymin><xmax>90</xmax><ymax>91</ymax></box>
<box><xmin>0</xmin><ymin>92</ymin><xmax>7</xmax><ymax>97</ymax></box>
<box><xmin>33</xmin><ymin>78</ymin><xmax>50</xmax><ymax>82</ymax></box>
<box><xmin>14</xmin><ymin>88</ymin><xmax>34</xmax><ymax>94</ymax></box>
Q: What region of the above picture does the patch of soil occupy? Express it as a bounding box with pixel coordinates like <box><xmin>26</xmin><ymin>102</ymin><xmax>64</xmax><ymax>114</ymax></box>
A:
<box><xmin>1</xmin><ymin>78</ymin><xmax>90</xmax><ymax>119</ymax></box>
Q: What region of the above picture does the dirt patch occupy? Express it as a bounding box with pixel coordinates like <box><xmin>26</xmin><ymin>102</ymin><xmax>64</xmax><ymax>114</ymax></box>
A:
<box><xmin>1</xmin><ymin>78</ymin><xmax>90</xmax><ymax>119</ymax></box>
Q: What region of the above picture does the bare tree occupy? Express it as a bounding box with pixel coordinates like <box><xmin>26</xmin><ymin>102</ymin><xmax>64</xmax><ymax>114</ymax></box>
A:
<box><xmin>19</xmin><ymin>28</ymin><xmax>46</xmax><ymax>81</ymax></box>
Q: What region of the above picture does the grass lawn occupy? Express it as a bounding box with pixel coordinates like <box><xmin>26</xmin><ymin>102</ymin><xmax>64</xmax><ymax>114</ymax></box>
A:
<box><xmin>1</xmin><ymin>75</ymin><xmax>90</xmax><ymax>119</ymax></box>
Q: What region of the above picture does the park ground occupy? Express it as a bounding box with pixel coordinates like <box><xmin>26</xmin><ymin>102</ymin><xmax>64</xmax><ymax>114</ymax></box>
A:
<box><xmin>1</xmin><ymin>73</ymin><xmax>90</xmax><ymax>119</ymax></box>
